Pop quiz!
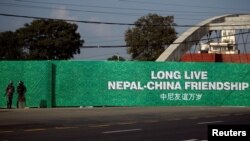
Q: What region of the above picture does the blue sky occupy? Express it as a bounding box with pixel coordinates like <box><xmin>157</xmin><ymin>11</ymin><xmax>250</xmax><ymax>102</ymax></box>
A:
<box><xmin>0</xmin><ymin>0</ymin><xmax>250</xmax><ymax>60</ymax></box>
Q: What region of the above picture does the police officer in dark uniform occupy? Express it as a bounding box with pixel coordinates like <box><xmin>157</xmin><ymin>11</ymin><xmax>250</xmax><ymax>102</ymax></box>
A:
<box><xmin>5</xmin><ymin>81</ymin><xmax>15</xmax><ymax>109</ymax></box>
<box><xmin>17</xmin><ymin>81</ymin><xmax>27</xmax><ymax>109</ymax></box>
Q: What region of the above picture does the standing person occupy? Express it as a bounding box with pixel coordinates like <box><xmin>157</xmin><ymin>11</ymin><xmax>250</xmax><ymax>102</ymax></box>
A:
<box><xmin>5</xmin><ymin>81</ymin><xmax>15</xmax><ymax>109</ymax></box>
<box><xmin>17</xmin><ymin>81</ymin><xmax>26</xmax><ymax>109</ymax></box>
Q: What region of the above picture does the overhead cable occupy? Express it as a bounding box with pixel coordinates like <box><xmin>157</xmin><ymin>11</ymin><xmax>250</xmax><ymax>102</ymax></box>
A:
<box><xmin>1</xmin><ymin>13</ymin><xmax>250</xmax><ymax>28</ymax></box>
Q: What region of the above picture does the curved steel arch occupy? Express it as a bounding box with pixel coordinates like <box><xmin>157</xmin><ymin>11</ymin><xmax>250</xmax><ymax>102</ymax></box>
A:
<box><xmin>156</xmin><ymin>14</ymin><xmax>250</xmax><ymax>62</ymax></box>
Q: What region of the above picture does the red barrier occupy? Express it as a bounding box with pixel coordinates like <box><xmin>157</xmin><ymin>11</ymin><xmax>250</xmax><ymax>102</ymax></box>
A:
<box><xmin>181</xmin><ymin>54</ymin><xmax>250</xmax><ymax>63</ymax></box>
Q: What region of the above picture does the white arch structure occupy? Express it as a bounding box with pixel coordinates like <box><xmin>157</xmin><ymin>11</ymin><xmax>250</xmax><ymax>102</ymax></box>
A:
<box><xmin>156</xmin><ymin>14</ymin><xmax>250</xmax><ymax>62</ymax></box>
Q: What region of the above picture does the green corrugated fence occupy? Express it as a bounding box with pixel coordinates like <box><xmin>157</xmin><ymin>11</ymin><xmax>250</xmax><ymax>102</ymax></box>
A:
<box><xmin>1</xmin><ymin>61</ymin><xmax>250</xmax><ymax>108</ymax></box>
<box><xmin>0</xmin><ymin>61</ymin><xmax>52</xmax><ymax>108</ymax></box>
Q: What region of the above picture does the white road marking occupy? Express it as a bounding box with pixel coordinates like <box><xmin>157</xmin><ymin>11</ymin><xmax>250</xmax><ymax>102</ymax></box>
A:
<box><xmin>197</xmin><ymin>121</ymin><xmax>223</xmax><ymax>125</ymax></box>
<box><xmin>89</xmin><ymin>124</ymin><xmax>110</xmax><ymax>128</ymax></box>
<box><xmin>182</xmin><ymin>139</ymin><xmax>197</xmax><ymax>141</ymax></box>
<box><xmin>218</xmin><ymin>114</ymin><xmax>229</xmax><ymax>117</ymax></box>
<box><xmin>116</xmin><ymin>121</ymin><xmax>137</xmax><ymax>125</ymax></box>
<box><xmin>0</xmin><ymin>131</ymin><xmax>13</xmax><ymax>133</ymax></box>
<box><xmin>55</xmin><ymin>126</ymin><xmax>78</xmax><ymax>130</ymax></box>
<box><xmin>182</xmin><ymin>139</ymin><xmax>207</xmax><ymax>141</ymax></box>
<box><xmin>24</xmin><ymin>128</ymin><xmax>46</xmax><ymax>132</ymax></box>
<box><xmin>143</xmin><ymin>120</ymin><xmax>159</xmax><ymax>123</ymax></box>
<box><xmin>103</xmin><ymin>128</ymin><xmax>142</xmax><ymax>134</ymax></box>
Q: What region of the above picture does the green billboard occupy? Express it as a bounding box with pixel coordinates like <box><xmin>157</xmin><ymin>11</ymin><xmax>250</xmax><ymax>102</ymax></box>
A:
<box><xmin>55</xmin><ymin>61</ymin><xmax>250</xmax><ymax>107</ymax></box>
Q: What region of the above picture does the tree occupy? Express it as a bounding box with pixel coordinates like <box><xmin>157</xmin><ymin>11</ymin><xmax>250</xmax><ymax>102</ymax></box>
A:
<box><xmin>0</xmin><ymin>31</ymin><xmax>23</xmax><ymax>60</ymax></box>
<box><xmin>125</xmin><ymin>14</ymin><xmax>177</xmax><ymax>61</ymax></box>
<box><xmin>16</xmin><ymin>19</ymin><xmax>84</xmax><ymax>60</ymax></box>
<box><xmin>107</xmin><ymin>55</ymin><xmax>125</xmax><ymax>61</ymax></box>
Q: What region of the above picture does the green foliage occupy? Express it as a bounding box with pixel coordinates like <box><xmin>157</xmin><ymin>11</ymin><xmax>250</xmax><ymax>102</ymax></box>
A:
<box><xmin>0</xmin><ymin>19</ymin><xmax>84</xmax><ymax>60</ymax></box>
<box><xmin>107</xmin><ymin>55</ymin><xmax>125</xmax><ymax>61</ymax></box>
<box><xmin>125</xmin><ymin>13</ymin><xmax>177</xmax><ymax>61</ymax></box>
<box><xmin>16</xmin><ymin>19</ymin><xmax>84</xmax><ymax>60</ymax></box>
<box><xmin>0</xmin><ymin>31</ymin><xmax>23</xmax><ymax>60</ymax></box>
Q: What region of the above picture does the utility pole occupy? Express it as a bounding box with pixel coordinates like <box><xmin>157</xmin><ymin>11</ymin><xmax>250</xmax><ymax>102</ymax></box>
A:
<box><xmin>116</xmin><ymin>53</ymin><xmax>120</xmax><ymax>61</ymax></box>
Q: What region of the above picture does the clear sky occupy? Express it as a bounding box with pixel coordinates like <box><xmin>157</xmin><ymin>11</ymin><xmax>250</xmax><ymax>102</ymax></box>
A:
<box><xmin>0</xmin><ymin>0</ymin><xmax>250</xmax><ymax>60</ymax></box>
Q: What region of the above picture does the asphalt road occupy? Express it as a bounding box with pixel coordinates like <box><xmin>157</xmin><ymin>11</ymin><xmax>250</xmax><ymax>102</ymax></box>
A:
<box><xmin>0</xmin><ymin>107</ymin><xmax>250</xmax><ymax>141</ymax></box>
